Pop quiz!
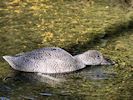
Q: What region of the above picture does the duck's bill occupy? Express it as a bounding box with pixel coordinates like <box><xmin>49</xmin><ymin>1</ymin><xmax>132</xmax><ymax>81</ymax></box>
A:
<box><xmin>101</xmin><ymin>58</ymin><xmax>115</xmax><ymax>65</ymax></box>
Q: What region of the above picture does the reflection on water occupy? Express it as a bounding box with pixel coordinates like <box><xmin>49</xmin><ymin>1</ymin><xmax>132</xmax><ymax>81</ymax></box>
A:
<box><xmin>3</xmin><ymin>65</ymin><xmax>115</xmax><ymax>84</ymax></box>
<box><xmin>0</xmin><ymin>64</ymin><xmax>116</xmax><ymax>99</ymax></box>
<box><xmin>4</xmin><ymin>71</ymin><xmax>66</xmax><ymax>85</ymax></box>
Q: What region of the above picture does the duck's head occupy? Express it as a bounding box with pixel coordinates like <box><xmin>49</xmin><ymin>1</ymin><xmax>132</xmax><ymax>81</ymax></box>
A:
<box><xmin>75</xmin><ymin>50</ymin><xmax>114</xmax><ymax>65</ymax></box>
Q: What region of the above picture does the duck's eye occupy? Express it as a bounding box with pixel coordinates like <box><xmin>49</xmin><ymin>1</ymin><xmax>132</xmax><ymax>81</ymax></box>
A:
<box><xmin>97</xmin><ymin>55</ymin><xmax>100</xmax><ymax>58</ymax></box>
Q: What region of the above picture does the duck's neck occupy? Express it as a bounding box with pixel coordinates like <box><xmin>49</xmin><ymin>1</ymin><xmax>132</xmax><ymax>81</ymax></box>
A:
<box><xmin>74</xmin><ymin>54</ymin><xmax>86</xmax><ymax>65</ymax></box>
<box><xmin>74</xmin><ymin>53</ymin><xmax>92</xmax><ymax>65</ymax></box>
<box><xmin>73</xmin><ymin>54</ymin><xmax>86</xmax><ymax>69</ymax></box>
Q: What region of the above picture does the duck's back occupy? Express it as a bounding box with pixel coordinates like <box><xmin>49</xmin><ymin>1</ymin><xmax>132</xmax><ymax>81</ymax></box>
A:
<box><xmin>3</xmin><ymin>47</ymin><xmax>85</xmax><ymax>73</ymax></box>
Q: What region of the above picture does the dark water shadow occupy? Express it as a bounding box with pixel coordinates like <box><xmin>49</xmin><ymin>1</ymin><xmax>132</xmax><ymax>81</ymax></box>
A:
<box><xmin>66</xmin><ymin>19</ymin><xmax>133</xmax><ymax>55</ymax></box>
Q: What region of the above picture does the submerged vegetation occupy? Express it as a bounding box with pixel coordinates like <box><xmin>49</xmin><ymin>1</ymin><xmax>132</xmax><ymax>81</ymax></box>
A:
<box><xmin>0</xmin><ymin>0</ymin><xmax>133</xmax><ymax>99</ymax></box>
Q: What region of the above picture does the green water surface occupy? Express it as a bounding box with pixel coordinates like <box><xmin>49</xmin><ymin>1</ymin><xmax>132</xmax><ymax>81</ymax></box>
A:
<box><xmin>0</xmin><ymin>0</ymin><xmax>133</xmax><ymax>100</ymax></box>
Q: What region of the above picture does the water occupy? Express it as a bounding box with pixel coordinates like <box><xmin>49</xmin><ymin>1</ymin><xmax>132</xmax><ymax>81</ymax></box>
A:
<box><xmin>0</xmin><ymin>0</ymin><xmax>133</xmax><ymax>99</ymax></box>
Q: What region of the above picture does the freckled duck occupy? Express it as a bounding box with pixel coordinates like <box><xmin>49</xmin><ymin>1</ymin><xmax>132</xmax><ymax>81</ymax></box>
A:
<box><xmin>3</xmin><ymin>47</ymin><xmax>112</xmax><ymax>74</ymax></box>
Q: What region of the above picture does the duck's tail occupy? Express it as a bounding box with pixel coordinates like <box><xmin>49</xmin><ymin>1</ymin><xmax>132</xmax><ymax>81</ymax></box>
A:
<box><xmin>3</xmin><ymin>56</ymin><xmax>16</xmax><ymax>68</ymax></box>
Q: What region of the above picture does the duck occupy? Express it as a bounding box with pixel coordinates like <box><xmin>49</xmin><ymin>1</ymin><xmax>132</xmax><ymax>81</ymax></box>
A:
<box><xmin>3</xmin><ymin>47</ymin><xmax>112</xmax><ymax>74</ymax></box>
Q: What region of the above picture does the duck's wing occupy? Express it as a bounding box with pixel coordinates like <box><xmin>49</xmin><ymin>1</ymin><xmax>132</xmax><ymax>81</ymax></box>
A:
<box><xmin>15</xmin><ymin>47</ymin><xmax>64</xmax><ymax>58</ymax></box>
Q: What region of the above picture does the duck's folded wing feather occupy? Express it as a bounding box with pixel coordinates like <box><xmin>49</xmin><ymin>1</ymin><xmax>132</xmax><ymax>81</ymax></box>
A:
<box><xmin>15</xmin><ymin>47</ymin><xmax>72</xmax><ymax>60</ymax></box>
